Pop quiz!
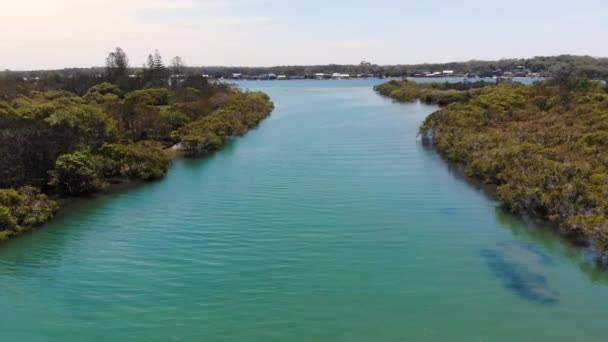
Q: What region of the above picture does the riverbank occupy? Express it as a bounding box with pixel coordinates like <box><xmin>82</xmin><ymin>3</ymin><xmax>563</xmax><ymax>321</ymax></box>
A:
<box><xmin>4</xmin><ymin>79</ymin><xmax>608</xmax><ymax>341</ymax></box>
<box><xmin>375</xmin><ymin>78</ymin><xmax>608</xmax><ymax>256</ymax></box>
<box><xmin>419</xmin><ymin>140</ymin><xmax>591</xmax><ymax>250</ymax></box>
<box><xmin>0</xmin><ymin>83</ymin><xmax>274</xmax><ymax>243</ymax></box>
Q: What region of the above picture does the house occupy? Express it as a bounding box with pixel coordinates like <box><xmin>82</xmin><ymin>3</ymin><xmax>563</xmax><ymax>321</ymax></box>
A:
<box><xmin>443</xmin><ymin>70</ymin><xmax>454</xmax><ymax>76</ymax></box>
<box><xmin>315</xmin><ymin>73</ymin><xmax>325</xmax><ymax>79</ymax></box>
<box><xmin>277</xmin><ymin>75</ymin><xmax>287</xmax><ymax>80</ymax></box>
<box><xmin>332</xmin><ymin>73</ymin><xmax>351</xmax><ymax>79</ymax></box>
<box><xmin>232</xmin><ymin>73</ymin><xmax>242</xmax><ymax>79</ymax></box>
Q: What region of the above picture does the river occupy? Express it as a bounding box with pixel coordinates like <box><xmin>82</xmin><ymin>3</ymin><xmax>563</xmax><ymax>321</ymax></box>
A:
<box><xmin>1</xmin><ymin>79</ymin><xmax>606</xmax><ymax>341</ymax></box>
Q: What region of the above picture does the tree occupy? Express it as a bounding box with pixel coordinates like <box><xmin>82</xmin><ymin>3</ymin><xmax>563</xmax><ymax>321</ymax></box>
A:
<box><xmin>0</xmin><ymin>206</ymin><xmax>17</xmax><ymax>231</ymax></box>
<box><xmin>146</xmin><ymin>54</ymin><xmax>155</xmax><ymax>70</ymax></box>
<box><xmin>100</xmin><ymin>141</ymin><xmax>168</xmax><ymax>180</ymax></box>
<box><xmin>171</xmin><ymin>56</ymin><xmax>186</xmax><ymax>76</ymax></box>
<box><xmin>105</xmin><ymin>47</ymin><xmax>129</xmax><ymax>82</ymax></box>
<box><xmin>49</xmin><ymin>150</ymin><xmax>101</xmax><ymax>195</ymax></box>
<box><xmin>153</xmin><ymin>50</ymin><xmax>165</xmax><ymax>70</ymax></box>
<box><xmin>144</xmin><ymin>50</ymin><xmax>168</xmax><ymax>86</ymax></box>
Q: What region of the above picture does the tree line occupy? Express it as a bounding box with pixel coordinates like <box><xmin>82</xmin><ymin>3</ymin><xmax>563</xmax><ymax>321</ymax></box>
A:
<box><xmin>0</xmin><ymin>47</ymin><xmax>274</xmax><ymax>240</ymax></box>
<box><xmin>375</xmin><ymin>77</ymin><xmax>608</xmax><ymax>256</ymax></box>
<box><xmin>4</xmin><ymin>54</ymin><xmax>608</xmax><ymax>80</ymax></box>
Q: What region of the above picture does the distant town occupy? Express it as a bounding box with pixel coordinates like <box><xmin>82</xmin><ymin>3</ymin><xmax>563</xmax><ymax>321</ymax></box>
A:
<box><xmin>215</xmin><ymin>65</ymin><xmax>544</xmax><ymax>81</ymax></box>
<box><xmin>4</xmin><ymin>55</ymin><xmax>607</xmax><ymax>86</ymax></box>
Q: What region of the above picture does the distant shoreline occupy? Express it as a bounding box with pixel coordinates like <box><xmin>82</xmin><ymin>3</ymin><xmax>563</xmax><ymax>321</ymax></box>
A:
<box><xmin>222</xmin><ymin>76</ymin><xmax>544</xmax><ymax>82</ymax></box>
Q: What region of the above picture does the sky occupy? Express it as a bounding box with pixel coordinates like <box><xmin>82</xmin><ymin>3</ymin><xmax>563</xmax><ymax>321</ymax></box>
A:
<box><xmin>1</xmin><ymin>0</ymin><xmax>607</xmax><ymax>70</ymax></box>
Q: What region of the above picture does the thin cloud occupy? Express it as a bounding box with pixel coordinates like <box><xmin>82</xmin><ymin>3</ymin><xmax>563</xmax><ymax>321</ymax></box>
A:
<box><xmin>195</xmin><ymin>16</ymin><xmax>273</xmax><ymax>26</ymax></box>
<box><xmin>327</xmin><ymin>40</ymin><xmax>376</xmax><ymax>50</ymax></box>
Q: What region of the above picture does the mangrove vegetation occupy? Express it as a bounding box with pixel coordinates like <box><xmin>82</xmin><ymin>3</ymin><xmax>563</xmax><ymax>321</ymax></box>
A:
<box><xmin>0</xmin><ymin>48</ymin><xmax>273</xmax><ymax>240</ymax></box>
<box><xmin>375</xmin><ymin>78</ymin><xmax>608</xmax><ymax>254</ymax></box>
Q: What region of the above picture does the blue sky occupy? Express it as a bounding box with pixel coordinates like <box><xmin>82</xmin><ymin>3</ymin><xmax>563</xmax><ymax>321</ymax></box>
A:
<box><xmin>1</xmin><ymin>0</ymin><xmax>607</xmax><ymax>70</ymax></box>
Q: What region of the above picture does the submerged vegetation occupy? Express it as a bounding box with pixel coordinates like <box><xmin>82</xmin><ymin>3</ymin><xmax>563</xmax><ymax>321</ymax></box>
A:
<box><xmin>376</xmin><ymin>78</ymin><xmax>608</xmax><ymax>254</ymax></box>
<box><xmin>0</xmin><ymin>48</ymin><xmax>273</xmax><ymax>239</ymax></box>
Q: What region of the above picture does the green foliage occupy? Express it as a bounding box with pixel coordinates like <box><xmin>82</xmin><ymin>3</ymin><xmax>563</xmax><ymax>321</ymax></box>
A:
<box><xmin>378</xmin><ymin>78</ymin><xmax>608</xmax><ymax>254</ymax></box>
<box><xmin>176</xmin><ymin>91</ymin><xmax>274</xmax><ymax>156</ymax></box>
<box><xmin>0</xmin><ymin>206</ymin><xmax>17</xmax><ymax>232</ymax></box>
<box><xmin>374</xmin><ymin>80</ymin><xmax>488</xmax><ymax>105</ymax></box>
<box><xmin>41</xmin><ymin>89</ymin><xmax>79</xmax><ymax>101</ymax></box>
<box><xmin>116</xmin><ymin>88</ymin><xmax>173</xmax><ymax>140</ymax></box>
<box><xmin>83</xmin><ymin>82</ymin><xmax>123</xmax><ymax>103</ymax></box>
<box><xmin>44</xmin><ymin>103</ymin><xmax>119</xmax><ymax>150</ymax></box>
<box><xmin>49</xmin><ymin>150</ymin><xmax>102</xmax><ymax>195</ymax></box>
<box><xmin>99</xmin><ymin>141</ymin><xmax>169</xmax><ymax>180</ymax></box>
<box><xmin>143</xmin><ymin>50</ymin><xmax>169</xmax><ymax>87</ymax></box>
<box><xmin>10</xmin><ymin>95</ymin><xmax>32</xmax><ymax>109</ymax></box>
<box><xmin>0</xmin><ymin>71</ymin><xmax>272</xmax><ymax>242</ymax></box>
<box><xmin>0</xmin><ymin>186</ymin><xmax>57</xmax><ymax>237</ymax></box>
<box><xmin>105</xmin><ymin>47</ymin><xmax>129</xmax><ymax>82</ymax></box>
<box><xmin>161</xmin><ymin>108</ymin><xmax>191</xmax><ymax>131</ymax></box>
<box><xmin>124</xmin><ymin>88</ymin><xmax>170</xmax><ymax>106</ymax></box>
<box><xmin>0</xmin><ymin>100</ymin><xmax>118</xmax><ymax>188</ymax></box>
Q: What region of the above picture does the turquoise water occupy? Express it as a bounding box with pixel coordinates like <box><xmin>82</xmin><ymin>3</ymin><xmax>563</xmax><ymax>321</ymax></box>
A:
<box><xmin>1</xmin><ymin>79</ymin><xmax>607</xmax><ymax>341</ymax></box>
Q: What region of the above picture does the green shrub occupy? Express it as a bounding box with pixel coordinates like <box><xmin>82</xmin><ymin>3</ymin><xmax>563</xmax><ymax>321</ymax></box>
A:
<box><xmin>49</xmin><ymin>150</ymin><xmax>102</xmax><ymax>195</ymax></box>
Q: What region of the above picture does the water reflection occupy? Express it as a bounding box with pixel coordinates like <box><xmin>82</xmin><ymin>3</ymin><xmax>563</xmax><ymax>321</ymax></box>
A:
<box><xmin>480</xmin><ymin>246</ymin><xmax>558</xmax><ymax>305</ymax></box>
<box><xmin>420</xmin><ymin>135</ymin><xmax>608</xmax><ymax>284</ymax></box>
<box><xmin>495</xmin><ymin>209</ymin><xmax>608</xmax><ymax>285</ymax></box>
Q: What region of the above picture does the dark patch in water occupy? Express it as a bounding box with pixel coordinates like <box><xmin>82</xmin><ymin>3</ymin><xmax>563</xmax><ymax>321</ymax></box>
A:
<box><xmin>519</xmin><ymin>242</ymin><xmax>556</xmax><ymax>266</ymax></box>
<box><xmin>496</xmin><ymin>241</ymin><xmax>556</xmax><ymax>267</ymax></box>
<box><xmin>438</xmin><ymin>207</ymin><xmax>460</xmax><ymax>217</ymax></box>
<box><xmin>480</xmin><ymin>248</ymin><xmax>558</xmax><ymax>305</ymax></box>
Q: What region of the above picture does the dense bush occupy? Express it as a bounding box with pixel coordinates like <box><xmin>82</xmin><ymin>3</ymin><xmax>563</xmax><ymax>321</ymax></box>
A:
<box><xmin>377</xmin><ymin>78</ymin><xmax>608</xmax><ymax>254</ymax></box>
<box><xmin>374</xmin><ymin>80</ymin><xmax>488</xmax><ymax>105</ymax></box>
<box><xmin>0</xmin><ymin>76</ymin><xmax>273</xmax><ymax>241</ymax></box>
<box><xmin>177</xmin><ymin>91</ymin><xmax>274</xmax><ymax>156</ymax></box>
<box><xmin>0</xmin><ymin>186</ymin><xmax>57</xmax><ymax>239</ymax></box>
<box><xmin>99</xmin><ymin>141</ymin><xmax>169</xmax><ymax>180</ymax></box>
<box><xmin>49</xmin><ymin>150</ymin><xmax>102</xmax><ymax>195</ymax></box>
